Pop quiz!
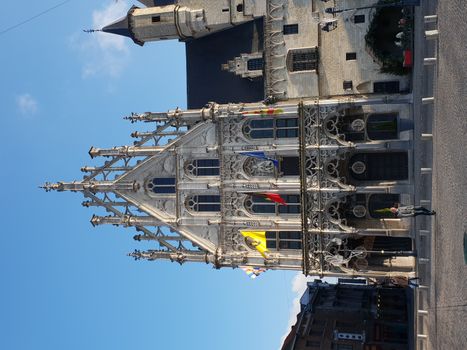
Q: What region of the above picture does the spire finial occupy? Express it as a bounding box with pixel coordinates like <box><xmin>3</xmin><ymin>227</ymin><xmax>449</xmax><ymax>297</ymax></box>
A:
<box><xmin>83</xmin><ymin>29</ymin><xmax>101</xmax><ymax>33</ymax></box>
<box><xmin>123</xmin><ymin>112</ymin><xmax>140</xmax><ymax>123</ymax></box>
<box><xmin>124</xmin><ymin>112</ymin><xmax>170</xmax><ymax>123</ymax></box>
<box><xmin>128</xmin><ymin>249</ymin><xmax>143</xmax><ymax>260</ymax></box>
<box><xmin>40</xmin><ymin>182</ymin><xmax>62</xmax><ymax>192</ymax></box>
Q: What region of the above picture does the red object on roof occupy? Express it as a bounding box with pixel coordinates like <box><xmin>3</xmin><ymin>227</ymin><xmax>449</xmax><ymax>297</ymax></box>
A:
<box><xmin>403</xmin><ymin>50</ymin><xmax>412</xmax><ymax>67</ymax></box>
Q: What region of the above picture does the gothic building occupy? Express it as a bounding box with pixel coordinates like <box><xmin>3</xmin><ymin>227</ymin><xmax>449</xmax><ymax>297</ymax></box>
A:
<box><xmin>44</xmin><ymin>1</ymin><xmax>418</xmax><ymax>278</ymax></box>
<box><xmin>44</xmin><ymin>95</ymin><xmax>416</xmax><ymax>278</ymax></box>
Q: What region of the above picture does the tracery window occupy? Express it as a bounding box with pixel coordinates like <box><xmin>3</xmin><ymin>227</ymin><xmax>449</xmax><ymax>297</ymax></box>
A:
<box><xmin>266</xmin><ymin>231</ymin><xmax>302</xmax><ymax>250</ymax></box>
<box><xmin>185</xmin><ymin>159</ymin><xmax>220</xmax><ymax>176</ymax></box>
<box><xmin>186</xmin><ymin>195</ymin><xmax>221</xmax><ymax>212</ymax></box>
<box><xmin>245</xmin><ymin>194</ymin><xmax>300</xmax><ymax>215</ymax></box>
<box><xmin>147</xmin><ymin>177</ymin><xmax>176</xmax><ymax>194</ymax></box>
<box><xmin>243</xmin><ymin>118</ymin><xmax>298</xmax><ymax>139</ymax></box>
<box><xmin>336</xmin><ymin>111</ymin><xmax>399</xmax><ymax>142</ymax></box>
<box><xmin>349</xmin><ymin>152</ymin><xmax>408</xmax><ymax>181</ymax></box>
<box><xmin>243</xmin><ymin>156</ymin><xmax>306</xmax><ymax>178</ymax></box>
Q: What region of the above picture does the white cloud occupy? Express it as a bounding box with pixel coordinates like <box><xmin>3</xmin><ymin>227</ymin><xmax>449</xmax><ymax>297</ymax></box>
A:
<box><xmin>92</xmin><ymin>0</ymin><xmax>129</xmax><ymax>52</ymax></box>
<box><xmin>69</xmin><ymin>1</ymin><xmax>130</xmax><ymax>79</ymax></box>
<box><xmin>16</xmin><ymin>93</ymin><xmax>38</xmax><ymax>116</ymax></box>
<box><xmin>279</xmin><ymin>273</ymin><xmax>338</xmax><ymax>349</ymax></box>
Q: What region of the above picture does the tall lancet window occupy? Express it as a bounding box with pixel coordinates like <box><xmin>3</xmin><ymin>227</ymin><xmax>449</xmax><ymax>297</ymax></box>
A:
<box><xmin>147</xmin><ymin>178</ymin><xmax>176</xmax><ymax>194</ymax></box>
<box><xmin>186</xmin><ymin>195</ymin><xmax>221</xmax><ymax>212</ymax></box>
<box><xmin>185</xmin><ymin>159</ymin><xmax>220</xmax><ymax>176</ymax></box>
<box><xmin>243</xmin><ymin>118</ymin><xmax>299</xmax><ymax>139</ymax></box>
<box><xmin>244</xmin><ymin>195</ymin><xmax>300</xmax><ymax>215</ymax></box>
<box><xmin>266</xmin><ymin>231</ymin><xmax>302</xmax><ymax>250</ymax></box>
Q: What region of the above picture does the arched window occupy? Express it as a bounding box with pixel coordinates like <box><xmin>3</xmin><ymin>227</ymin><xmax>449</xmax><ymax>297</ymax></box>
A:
<box><xmin>243</xmin><ymin>118</ymin><xmax>298</xmax><ymax>139</ymax></box>
<box><xmin>349</xmin><ymin>152</ymin><xmax>408</xmax><ymax>181</ymax></box>
<box><xmin>147</xmin><ymin>178</ymin><xmax>176</xmax><ymax>194</ymax></box>
<box><xmin>186</xmin><ymin>195</ymin><xmax>221</xmax><ymax>212</ymax></box>
<box><xmin>245</xmin><ymin>194</ymin><xmax>300</xmax><ymax>215</ymax></box>
<box><xmin>185</xmin><ymin>159</ymin><xmax>220</xmax><ymax>176</ymax></box>
<box><xmin>266</xmin><ymin>231</ymin><xmax>302</xmax><ymax>250</ymax></box>
<box><xmin>242</xmin><ymin>156</ymin><xmax>310</xmax><ymax>178</ymax></box>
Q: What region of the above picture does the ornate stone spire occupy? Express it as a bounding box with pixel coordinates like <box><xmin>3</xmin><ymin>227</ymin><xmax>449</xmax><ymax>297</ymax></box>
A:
<box><xmin>40</xmin><ymin>180</ymin><xmax>139</xmax><ymax>193</ymax></box>
<box><xmin>128</xmin><ymin>249</ymin><xmax>213</xmax><ymax>265</ymax></box>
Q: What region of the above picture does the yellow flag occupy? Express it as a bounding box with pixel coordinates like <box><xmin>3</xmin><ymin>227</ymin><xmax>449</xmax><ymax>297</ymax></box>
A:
<box><xmin>241</xmin><ymin>231</ymin><xmax>268</xmax><ymax>258</ymax></box>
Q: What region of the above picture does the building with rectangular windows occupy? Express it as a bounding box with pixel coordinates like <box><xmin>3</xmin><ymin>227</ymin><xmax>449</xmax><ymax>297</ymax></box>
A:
<box><xmin>281</xmin><ymin>280</ymin><xmax>414</xmax><ymax>350</ymax></box>
<box><xmin>100</xmin><ymin>0</ymin><xmax>410</xmax><ymax>107</ymax></box>
<box><xmin>44</xmin><ymin>1</ymin><xmax>419</xmax><ymax>278</ymax></box>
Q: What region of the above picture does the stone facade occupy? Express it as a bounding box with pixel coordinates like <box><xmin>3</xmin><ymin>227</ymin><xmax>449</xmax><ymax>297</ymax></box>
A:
<box><xmin>45</xmin><ymin>1</ymin><xmax>418</xmax><ymax>278</ymax></box>
<box><xmin>44</xmin><ymin>96</ymin><xmax>417</xmax><ymax>278</ymax></box>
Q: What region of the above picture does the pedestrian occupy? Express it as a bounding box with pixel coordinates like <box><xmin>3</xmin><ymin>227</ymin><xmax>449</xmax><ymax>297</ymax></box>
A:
<box><xmin>375</xmin><ymin>204</ymin><xmax>436</xmax><ymax>217</ymax></box>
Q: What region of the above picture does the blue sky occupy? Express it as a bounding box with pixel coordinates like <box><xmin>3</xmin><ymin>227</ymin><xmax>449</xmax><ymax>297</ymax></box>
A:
<box><xmin>0</xmin><ymin>2</ymin><xmax>314</xmax><ymax>349</ymax></box>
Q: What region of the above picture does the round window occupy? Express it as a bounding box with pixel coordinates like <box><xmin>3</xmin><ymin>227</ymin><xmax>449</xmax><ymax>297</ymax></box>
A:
<box><xmin>352</xmin><ymin>205</ymin><xmax>367</xmax><ymax>218</ymax></box>
<box><xmin>351</xmin><ymin>160</ymin><xmax>366</xmax><ymax>174</ymax></box>
<box><xmin>351</xmin><ymin>118</ymin><xmax>365</xmax><ymax>132</ymax></box>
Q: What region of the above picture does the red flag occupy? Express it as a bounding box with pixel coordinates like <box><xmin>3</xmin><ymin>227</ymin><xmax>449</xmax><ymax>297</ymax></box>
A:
<box><xmin>261</xmin><ymin>193</ymin><xmax>287</xmax><ymax>205</ymax></box>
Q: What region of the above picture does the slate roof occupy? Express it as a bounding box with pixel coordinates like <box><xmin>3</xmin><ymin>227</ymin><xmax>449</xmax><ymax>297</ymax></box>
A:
<box><xmin>185</xmin><ymin>18</ymin><xmax>265</xmax><ymax>109</ymax></box>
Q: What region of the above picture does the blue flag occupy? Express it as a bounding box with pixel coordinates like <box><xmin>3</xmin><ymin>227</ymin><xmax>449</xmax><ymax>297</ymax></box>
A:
<box><xmin>239</xmin><ymin>151</ymin><xmax>279</xmax><ymax>168</ymax></box>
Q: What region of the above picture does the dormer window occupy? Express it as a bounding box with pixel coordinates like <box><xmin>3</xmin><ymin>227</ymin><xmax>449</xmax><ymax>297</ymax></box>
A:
<box><xmin>147</xmin><ymin>178</ymin><xmax>175</xmax><ymax>194</ymax></box>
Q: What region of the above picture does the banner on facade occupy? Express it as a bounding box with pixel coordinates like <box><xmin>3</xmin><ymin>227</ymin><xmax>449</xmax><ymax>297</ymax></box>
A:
<box><xmin>240</xmin><ymin>231</ymin><xmax>269</xmax><ymax>258</ymax></box>
<box><xmin>259</xmin><ymin>192</ymin><xmax>287</xmax><ymax>205</ymax></box>
<box><xmin>238</xmin><ymin>151</ymin><xmax>279</xmax><ymax>168</ymax></box>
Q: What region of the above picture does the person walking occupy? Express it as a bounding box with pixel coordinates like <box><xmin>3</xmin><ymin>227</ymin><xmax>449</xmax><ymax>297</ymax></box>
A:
<box><xmin>375</xmin><ymin>204</ymin><xmax>436</xmax><ymax>217</ymax></box>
